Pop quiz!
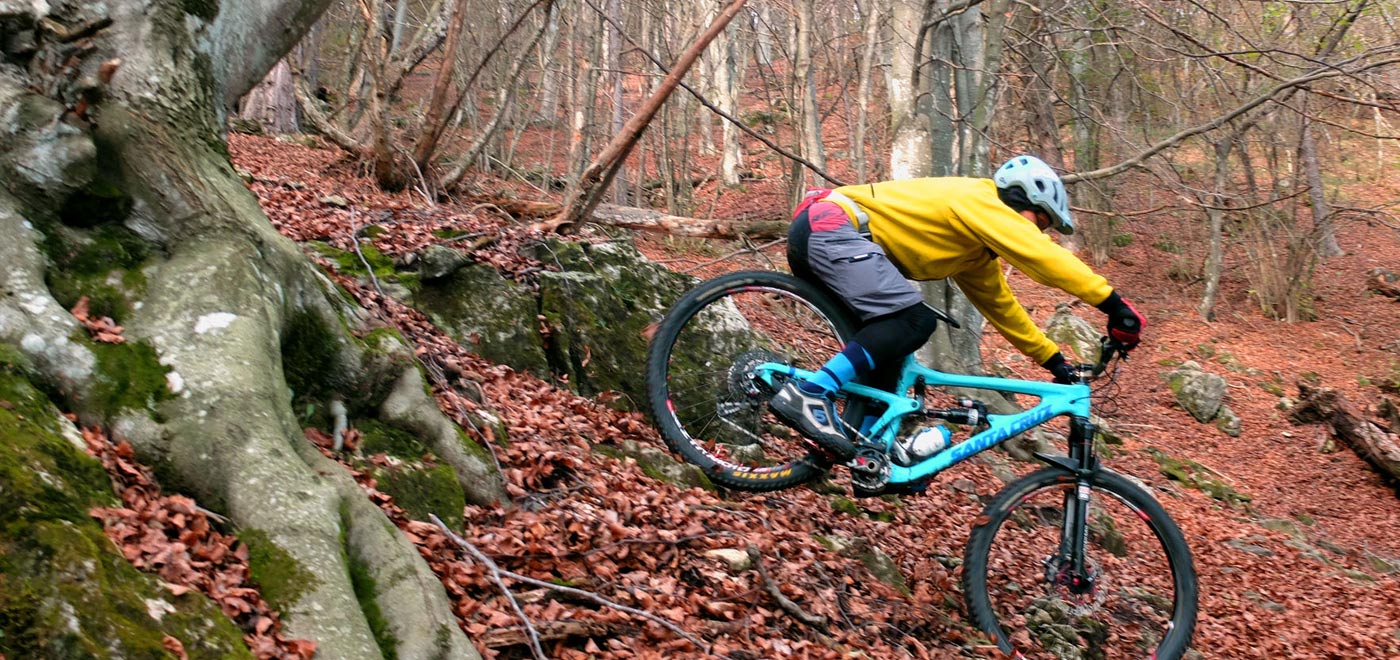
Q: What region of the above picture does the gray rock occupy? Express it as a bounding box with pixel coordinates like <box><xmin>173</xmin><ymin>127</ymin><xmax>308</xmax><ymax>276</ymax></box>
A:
<box><xmin>414</xmin><ymin>263</ymin><xmax>550</xmax><ymax>376</ymax></box>
<box><xmin>1044</xmin><ymin>303</ymin><xmax>1102</xmax><ymax>363</ymax></box>
<box><xmin>1215</xmin><ymin>403</ymin><xmax>1242</xmax><ymax>437</ymax></box>
<box><xmin>1165</xmin><ymin>361</ymin><xmax>1228</xmax><ymax>423</ymax></box>
<box><xmin>418</xmin><ymin>244</ymin><xmax>471</xmax><ymax>280</ymax></box>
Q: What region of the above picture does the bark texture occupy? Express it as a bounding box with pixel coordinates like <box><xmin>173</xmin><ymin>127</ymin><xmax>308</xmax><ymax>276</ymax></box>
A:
<box><xmin>1292</xmin><ymin>384</ymin><xmax>1400</xmax><ymax>483</ymax></box>
<box><xmin>1</xmin><ymin>2</ymin><xmax>499</xmax><ymax>658</ymax></box>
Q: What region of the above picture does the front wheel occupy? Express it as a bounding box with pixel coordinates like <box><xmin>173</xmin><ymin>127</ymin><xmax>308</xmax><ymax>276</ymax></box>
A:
<box><xmin>645</xmin><ymin>271</ymin><xmax>863</xmax><ymax>492</ymax></box>
<box><xmin>962</xmin><ymin>467</ymin><xmax>1198</xmax><ymax>659</ymax></box>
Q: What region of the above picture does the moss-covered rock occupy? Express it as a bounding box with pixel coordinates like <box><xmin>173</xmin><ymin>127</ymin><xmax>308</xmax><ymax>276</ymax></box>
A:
<box><xmin>0</xmin><ymin>366</ymin><xmax>250</xmax><ymax>659</ymax></box>
<box><xmin>1043</xmin><ymin>304</ymin><xmax>1102</xmax><ymax>364</ymax></box>
<box><xmin>592</xmin><ymin>439</ymin><xmax>714</xmax><ymax>491</ymax></box>
<box><xmin>814</xmin><ymin>533</ymin><xmax>908</xmax><ymax>595</ymax></box>
<box><xmin>1215</xmin><ymin>403</ymin><xmax>1242</xmax><ymax>437</ymax></box>
<box><xmin>1146</xmin><ymin>447</ymin><xmax>1250</xmax><ymax>507</ymax></box>
<box><xmin>413</xmin><ymin>263</ymin><xmax>549</xmax><ymax>376</ymax></box>
<box><xmin>1163</xmin><ymin>361</ymin><xmax>1228</xmax><ymax>423</ymax></box>
<box><xmin>533</xmin><ymin>238</ymin><xmax>693</xmax><ymax>407</ymax></box>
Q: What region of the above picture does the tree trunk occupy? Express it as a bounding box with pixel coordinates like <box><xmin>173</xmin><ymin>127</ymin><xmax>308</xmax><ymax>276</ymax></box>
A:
<box><xmin>606</xmin><ymin>0</ymin><xmax>627</xmax><ymax>203</ymax></box>
<box><xmin>887</xmin><ymin>0</ymin><xmax>932</xmax><ymax>179</ymax></box>
<box><xmin>549</xmin><ymin>0</ymin><xmax>750</xmax><ymax>233</ymax></box>
<box><xmin>716</xmin><ymin>1</ymin><xmax>747</xmax><ymax>186</ymax></box>
<box><xmin>413</xmin><ymin>0</ymin><xmax>470</xmax><ymax>170</ymax></box>
<box><xmin>1199</xmin><ymin>137</ymin><xmax>1234</xmax><ymax>321</ymax></box>
<box><xmin>794</xmin><ymin>0</ymin><xmax>826</xmax><ymax>182</ymax></box>
<box><xmin>0</xmin><ymin>3</ymin><xmax>500</xmax><ymax>658</ymax></box>
<box><xmin>1299</xmin><ymin>114</ymin><xmax>1344</xmax><ymax>257</ymax></box>
<box><xmin>852</xmin><ymin>0</ymin><xmax>884</xmax><ymax>183</ymax></box>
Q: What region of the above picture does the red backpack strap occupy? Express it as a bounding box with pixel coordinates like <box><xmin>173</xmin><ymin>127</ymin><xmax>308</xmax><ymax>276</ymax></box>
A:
<box><xmin>793</xmin><ymin>187</ymin><xmax>833</xmax><ymax>219</ymax></box>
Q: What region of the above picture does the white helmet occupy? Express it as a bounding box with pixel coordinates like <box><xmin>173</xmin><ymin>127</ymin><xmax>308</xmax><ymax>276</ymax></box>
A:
<box><xmin>994</xmin><ymin>155</ymin><xmax>1073</xmax><ymax>234</ymax></box>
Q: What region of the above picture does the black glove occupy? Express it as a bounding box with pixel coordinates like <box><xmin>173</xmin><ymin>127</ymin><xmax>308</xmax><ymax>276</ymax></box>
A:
<box><xmin>1042</xmin><ymin>352</ymin><xmax>1078</xmax><ymax>384</ymax></box>
<box><xmin>1096</xmin><ymin>291</ymin><xmax>1145</xmax><ymax>350</ymax></box>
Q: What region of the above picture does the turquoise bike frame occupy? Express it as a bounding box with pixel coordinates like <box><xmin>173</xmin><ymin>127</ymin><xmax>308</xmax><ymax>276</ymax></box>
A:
<box><xmin>758</xmin><ymin>355</ymin><xmax>1091</xmax><ymax>485</ymax></box>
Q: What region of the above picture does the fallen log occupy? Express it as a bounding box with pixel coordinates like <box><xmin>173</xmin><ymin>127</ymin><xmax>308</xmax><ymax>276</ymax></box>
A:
<box><xmin>1291</xmin><ymin>383</ymin><xmax>1400</xmax><ymax>483</ymax></box>
<box><xmin>491</xmin><ymin>198</ymin><xmax>789</xmax><ymax>241</ymax></box>
<box><xmin>1369</xmin><ymin>267</ymin><xmax>1400</xmax><ymax>300</ymax></box>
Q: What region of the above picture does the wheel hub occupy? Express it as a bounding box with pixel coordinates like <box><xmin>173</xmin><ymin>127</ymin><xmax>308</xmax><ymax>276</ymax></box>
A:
<box><xmin>726</xmin><ymin>349</ymin><xmax>787</xmax><ymax>400</ymax></box>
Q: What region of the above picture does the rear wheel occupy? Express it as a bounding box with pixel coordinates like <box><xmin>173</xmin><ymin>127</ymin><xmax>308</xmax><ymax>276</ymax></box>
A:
<box><xmin>962</xmin><ymin>467</ymin><xmax>1198</xmax><ymax>659</ymax></box>
<box><xmin>645</xmin><ymin>271</ymin><xmax>862</xmax><ymax>491</ymax></box>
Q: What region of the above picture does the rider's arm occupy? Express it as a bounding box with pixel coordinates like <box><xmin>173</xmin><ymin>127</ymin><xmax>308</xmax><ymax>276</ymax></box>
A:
<box><xmin>951</xmin><ymin>257</ymin><xmax>1061</xmax><ymax>365</ymax></box>
<box><xmin>954</xmin><ymin>194</ymin><xmax>1114</xmax><ymax>305</ymax></box>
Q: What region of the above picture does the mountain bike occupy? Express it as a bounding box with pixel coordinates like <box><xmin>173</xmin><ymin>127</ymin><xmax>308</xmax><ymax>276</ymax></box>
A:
<box><xmin>645</xmin><ymin>270</ymin><xmax>1198</xmax><ymax>659</ymax></box>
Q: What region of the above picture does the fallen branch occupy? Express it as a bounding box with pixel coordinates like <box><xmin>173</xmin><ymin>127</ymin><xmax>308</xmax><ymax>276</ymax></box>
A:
<box><xmin>432</xmin><ymin>515</ymin><xmax>729</xmax><ymax>659</ymax></box>
<box><xmin>682</xmin><ymin>237</ymin><xmax>786</xmax><ymax>274</ymax></box>
<box><xmin>429</xmin><ymin>515</ymin><xmax>547</xmax><ymax>660</ymax></box>
<box><xmin>1291</xmin><ymin>383</ymin><xmax>1400</xmax><ymax>483</ymax></box>
<box><xmin>746</xmin><ymin>544</ymin><xmax>828</xmax><ymax>631</ymax></box>
<box><xmin>480</xmin><ymin>619</ymin><xmax>627</xmax><ymax>650</ymax></box>
<box><xmin>1369</xmin><ymin>268</ymin><xmax>1400</xmax><ymax>300</ymax></box>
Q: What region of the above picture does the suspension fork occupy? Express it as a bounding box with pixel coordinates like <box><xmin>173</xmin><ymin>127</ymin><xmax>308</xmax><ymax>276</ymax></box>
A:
<box><xmin>1058</xmin><ymin>416</ymin><xmax>1099</xmax><ymax>581</ymax></box>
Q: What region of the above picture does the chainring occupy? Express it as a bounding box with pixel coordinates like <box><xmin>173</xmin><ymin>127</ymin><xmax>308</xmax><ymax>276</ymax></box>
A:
<box><xmin>848</xmin><ymin>446</ymin><xmax>891</xmax><ymax>493</ymax></box>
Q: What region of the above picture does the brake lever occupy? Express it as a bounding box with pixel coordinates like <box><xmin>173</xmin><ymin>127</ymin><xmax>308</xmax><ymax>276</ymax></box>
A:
<box><xmin>1092</xmin><ymin>337</ymin><xmax>1127</xmax><ymax>377</ymax></box>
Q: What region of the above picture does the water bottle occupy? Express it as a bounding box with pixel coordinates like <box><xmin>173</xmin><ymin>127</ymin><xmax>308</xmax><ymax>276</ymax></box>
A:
<box><xmin>900</xmin><ymin>424</ymin><xmax>951</xmax><ymax>461</ymax></box>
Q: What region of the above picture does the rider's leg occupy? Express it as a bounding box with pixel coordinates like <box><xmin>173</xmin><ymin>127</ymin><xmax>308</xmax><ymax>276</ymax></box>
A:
<box><xmin>775</xmin><ymin>204</ymin><xmax>934</xmax><ymax>456</ymax></box>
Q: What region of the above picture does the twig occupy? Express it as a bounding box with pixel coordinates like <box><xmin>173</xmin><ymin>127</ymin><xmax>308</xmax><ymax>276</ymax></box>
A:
<box><xmin>432</xmin><ymin>515</ymin><xmax>728</xmax><ymax>659</ymax></box>
<box><xmin>1336</xmin><ymin>320</ymin><xmax>1364</xmax><ymax>352</ymax></box>
<box><xmin>350</xmin><ymin>210</ymin><xmax>384</xmax><ymax>297</ymax></box>
<box><xmin>430</xmin><ymin>515</ymin><xmax>547</xmax><ymax>660</ymax></box>
<box><xmin>745</xmin><ymin>544</ymin><xmax>827</xmax><ymax>631</ymax></box>
<box><xmin>813</xmin><ymin>560</ymin><xmax>856</xmax><ymax>631</ymax></box>
<box><xmin>681</xmin><ymin>237</ymin><xmax>787</xmax><ymax>274</ymax></box>
<box><xmin>739</xmin><ymin>234</ymin><xmax>777</xmax><ymax>270</ymax></box>
<box><xmin>422</xmin><ymin>357</ymin><xmax>504</xmax><ymax>476</ymax></box>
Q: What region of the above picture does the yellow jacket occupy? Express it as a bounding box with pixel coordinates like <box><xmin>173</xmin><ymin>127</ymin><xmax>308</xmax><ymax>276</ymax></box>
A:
<box><xmin>825</xmin><ymin>177</ymin><xmax>1112</xmax><ymax>364</ymax></box>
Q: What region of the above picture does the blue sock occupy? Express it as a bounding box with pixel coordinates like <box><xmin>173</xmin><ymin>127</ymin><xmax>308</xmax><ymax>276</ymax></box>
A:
<box><xmin>858</xmin><ymin>415</ymin><xmax>879</xmax><ymax>436</ymax></box>
<box><xmin>799</xmin><ymin>342</ymin><xmax>875</xmax><ymax>396</ymax></box>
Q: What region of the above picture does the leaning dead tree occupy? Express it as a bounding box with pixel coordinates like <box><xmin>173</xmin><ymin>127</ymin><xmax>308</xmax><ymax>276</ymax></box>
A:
<box><xmin>545</xmin><ymin>0</ymin><xmax>750</xmax><ymax>233</ymax></box>
<box><xmin>1</xmin><ymin>2</ymin><xmax>501</xmax><ymax>658</ymax></box>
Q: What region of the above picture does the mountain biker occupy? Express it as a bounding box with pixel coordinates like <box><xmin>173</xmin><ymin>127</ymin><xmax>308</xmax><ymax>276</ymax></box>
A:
<box><xmin>771</xmin><ymin>155</ymin><xmax>1145</xmax><ymax>460</ymax></box>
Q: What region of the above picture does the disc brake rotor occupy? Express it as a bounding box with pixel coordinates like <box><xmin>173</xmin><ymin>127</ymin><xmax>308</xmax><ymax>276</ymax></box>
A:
<box><xmin>726</xmin><ymin>349</ymin><xmax>788</xmax><ymax>401</ymax></box>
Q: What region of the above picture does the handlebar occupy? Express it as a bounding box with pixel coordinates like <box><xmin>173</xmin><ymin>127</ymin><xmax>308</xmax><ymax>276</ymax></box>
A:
<box><xmin>1078</xmin><ymin>337</ymin><xmax>1129</xmax><ymax>381</ymax></box>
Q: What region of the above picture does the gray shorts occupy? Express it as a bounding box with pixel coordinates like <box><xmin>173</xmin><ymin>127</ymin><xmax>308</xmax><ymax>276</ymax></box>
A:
<box><xmin>807</xmin><ymin>221</ymin><xmax>924</xmax><ymax>321</ymax></box>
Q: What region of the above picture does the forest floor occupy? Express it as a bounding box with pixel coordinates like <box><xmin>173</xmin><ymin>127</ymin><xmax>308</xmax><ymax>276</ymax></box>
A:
<box><xmin>221</xmin><ymin>130</ymin><xmax>1400</xmax><ymax>659</ymax></box>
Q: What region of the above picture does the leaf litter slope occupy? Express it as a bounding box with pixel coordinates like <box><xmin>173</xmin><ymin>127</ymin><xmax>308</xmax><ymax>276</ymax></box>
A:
<box><xmin>221</xmin><ymin>133</ymin><xmax>1400</xmax><ymax>658</ymax></box>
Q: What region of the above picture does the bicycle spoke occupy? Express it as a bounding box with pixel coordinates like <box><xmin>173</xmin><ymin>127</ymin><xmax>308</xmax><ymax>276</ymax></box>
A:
<box><xmin>966</xmin><ymin>469</ymin><xmax>1196</xmax><ymax>660</ymax></box>
<box><xmin>647</xmin><ymin>272</ymin><xmax>864</xmax><ymax>490</ymax></box>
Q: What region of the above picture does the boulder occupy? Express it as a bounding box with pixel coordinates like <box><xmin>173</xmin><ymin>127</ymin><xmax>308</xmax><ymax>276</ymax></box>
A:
<box><xmin>418</xmin><ymin>244</ymin><xmax>471</xmax><ymax>280</ymax></box>
<box><xmin>1044</xmin><ymin>303</ymin><xmax>1102</xmax><ymax>363</ymax></box>
<box><xmin>1165</xmin><ymin>361</ymin><xmax>1228</xmax><ymax>423</ymax></box>
<box><xmin>413</xmin><ymin>262</ymin><xmax>549</xmax><ymax>376</ymax></box>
